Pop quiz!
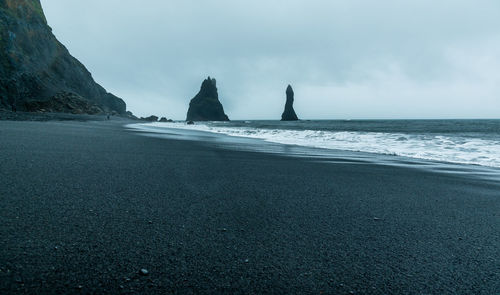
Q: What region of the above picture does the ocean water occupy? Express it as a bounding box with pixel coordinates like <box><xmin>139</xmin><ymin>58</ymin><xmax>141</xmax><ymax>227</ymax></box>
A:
<box><xmin>129</xmin><ymin>119</ymin><xmax>500</xmax><ymax>171</ymax></box>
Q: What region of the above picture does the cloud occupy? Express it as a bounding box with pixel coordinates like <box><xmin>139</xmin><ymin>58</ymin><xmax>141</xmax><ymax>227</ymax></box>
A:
<box><xmin>41</xmin><ymin>0</ymin><xmax>500</xmax><ymax>119</ymax></box>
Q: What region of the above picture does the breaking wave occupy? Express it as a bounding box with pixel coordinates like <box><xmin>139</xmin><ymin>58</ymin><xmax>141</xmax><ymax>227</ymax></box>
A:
<box><xmin>139</xmin><ymin>122</ymin><xmax>500</xmax><ymax>168</ymax></box>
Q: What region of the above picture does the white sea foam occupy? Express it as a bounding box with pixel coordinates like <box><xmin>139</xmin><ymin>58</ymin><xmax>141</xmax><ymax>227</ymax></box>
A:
<box><xmin>139</xmin><ymin>122</ymin><xmax>500</xmax><ymax>168</ymax></box>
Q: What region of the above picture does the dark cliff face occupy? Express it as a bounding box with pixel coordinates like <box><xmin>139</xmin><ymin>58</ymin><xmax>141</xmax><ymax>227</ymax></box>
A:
<box><xmin>186</xmin><ymin>77</ymin><xmax>229</xmax><ymax>121</ymax></box>
<box><xmin>281</xmin><ymin>85</ymin><xmax>299</xmax><ymax>121</ymax></box>
<box><xmin>0</xmin><ymin>0</ymin><xmax>126</xmax><ymax>114</ymax></box>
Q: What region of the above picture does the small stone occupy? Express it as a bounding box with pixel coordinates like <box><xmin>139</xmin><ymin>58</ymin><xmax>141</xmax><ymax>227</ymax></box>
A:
<box><xmin>244</xmin><ymin>259</ymin><xmax>249</xmax><ymax>263</ymax></box>
<box><xmin>119</xmin><ymin>285</ymin><xmax>124</xmax><ymax>289</ymax></box>
<box><xmin>373</xmin><ymin>217</ymin><xmax>381</xmax><ymax>221</ymax></box>
<box><xmin>148</xmin><ymin>221</ymin><xmax>153</xmax><ymax>224</ymax></box>
<box><xmin>76</xmin><ymin>285</ymin><xmax>83</xmax><ymax>289</ymax></box>
<box><xmin>140</xmin><ymin>269</ymin><xmax>149</xmax><ymax>276</ymax></box>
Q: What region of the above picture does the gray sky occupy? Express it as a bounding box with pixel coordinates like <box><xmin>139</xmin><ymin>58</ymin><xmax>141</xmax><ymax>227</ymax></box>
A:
<box><xmin>41</xmin><ymin>0</ymin><xmax>500</xmax><ymax>119</ymax></box>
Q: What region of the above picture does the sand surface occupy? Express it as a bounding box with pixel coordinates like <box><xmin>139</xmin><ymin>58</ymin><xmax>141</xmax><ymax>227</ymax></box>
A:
<box><xmin>0</xmin><ymin>120</ymin><xmax>499</xmax><ymax>294</ymax></box>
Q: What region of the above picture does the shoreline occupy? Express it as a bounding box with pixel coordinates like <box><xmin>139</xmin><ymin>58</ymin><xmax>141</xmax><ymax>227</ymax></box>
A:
<box><xmin>128</xmin><ymin>122</ymin><xmax>500</xmax><ymax>183</ymax></box>
<box><xmin>1</xmin><ymin>120</ymin><xmax>499</xmax><ymax>294</ymax></box>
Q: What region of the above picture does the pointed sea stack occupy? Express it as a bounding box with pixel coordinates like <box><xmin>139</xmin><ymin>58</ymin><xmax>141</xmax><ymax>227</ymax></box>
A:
<box><xmin>281</xmin><ymin>85</ymin><xmax>299</xmax><ymax>121</ymax></box>
<box><xmin>186</xmin><ymin>77</ymin><xmax>229</xmax><ymax>121</ymax></box>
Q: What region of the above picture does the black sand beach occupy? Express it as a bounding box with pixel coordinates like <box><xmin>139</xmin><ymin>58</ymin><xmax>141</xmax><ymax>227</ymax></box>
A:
<box><xmin>0</xmin><ymin>120</ymin><xmax>499</xmax><ymax>294</ymax></box>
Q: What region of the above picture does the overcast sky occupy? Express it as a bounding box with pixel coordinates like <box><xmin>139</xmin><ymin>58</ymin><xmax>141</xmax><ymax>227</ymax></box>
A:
<box><xmin>41</xmin><ymin>0</ymin><xmax>500</xmax><ymax>119</ymax></box>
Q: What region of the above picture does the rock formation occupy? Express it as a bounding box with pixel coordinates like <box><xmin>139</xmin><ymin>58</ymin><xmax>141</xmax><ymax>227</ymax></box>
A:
<box><xmin>24</xmin><ymin>92</ymin><xmax>103</xmax><ymax>114</ymax></box>
<box><xmin>186</xmin><ymin>77</ymin><xmax>229</xmax><ymax>121</ymax></box>
<box><xmin>281</xmin><ymin>85</ymin><xmax>299</xmax><ymax>121</ymax></box>
<box><xmin>141</xmin><ymin>115</ymin><xmax>158</xmax><ymax>122</ymax></box>
<box><xmin>0</xmin><ymin>0</ymin><xmax>126</xmax><ymax>115</ymax></box>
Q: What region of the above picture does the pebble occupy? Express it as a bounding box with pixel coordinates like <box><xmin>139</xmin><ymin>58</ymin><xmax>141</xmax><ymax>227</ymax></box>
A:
<box><xmin>140</xmin><ymin>269</ymin><xmax>149</xmax><ymax>276</ymax></box>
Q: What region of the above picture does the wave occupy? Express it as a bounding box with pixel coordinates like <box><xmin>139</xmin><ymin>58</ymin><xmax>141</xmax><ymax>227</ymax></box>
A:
<box><xmin>142</xmin><ymin>122</ymin><xmax>500</xmax><ymax>168</ymax></box>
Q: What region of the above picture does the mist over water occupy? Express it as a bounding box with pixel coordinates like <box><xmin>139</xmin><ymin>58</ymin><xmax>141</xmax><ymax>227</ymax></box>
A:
<box><xmin>134</xmin><ymin>120</ymin><xmax>500</xmax><ymax>169</ymax></box>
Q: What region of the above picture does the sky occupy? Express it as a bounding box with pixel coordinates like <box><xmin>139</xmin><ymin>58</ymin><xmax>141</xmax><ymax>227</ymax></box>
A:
<box><xmin>41</xmin><ymin>0</ymin><xmax>500</xmax><ymax>119</ymax></box>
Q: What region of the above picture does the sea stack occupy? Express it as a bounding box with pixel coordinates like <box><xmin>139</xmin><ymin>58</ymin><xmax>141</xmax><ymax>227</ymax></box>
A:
<box><xmin>186</xmin><ymin>77</ymin><xmax>229</xmax><ymax>121</ymax></box>
<box><xmin>281</xmin><ymin>85</ymin><xmax>299</xmax><ymax>121</ymax></box>
<box><xmin>0</xmin><ymin>0</ymin><xmax>126</xmax><ymax>114</ymax></box>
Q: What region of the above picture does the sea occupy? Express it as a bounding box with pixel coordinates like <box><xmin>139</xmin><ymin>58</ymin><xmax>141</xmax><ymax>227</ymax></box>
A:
<box><xmin>128</xmin><ymin>119</ymin><xmax>500</xmax><ymax>180</ymax></box>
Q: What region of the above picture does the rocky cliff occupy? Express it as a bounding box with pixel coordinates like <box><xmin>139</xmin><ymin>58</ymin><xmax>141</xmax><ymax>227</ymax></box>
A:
<box><xmin>186</xmin><ymin>77</ymin><xmax>229</xmax><ymax>121</ymax></box>
<box><xmin>0</xmin><ymin>0</ymin><xmax>126</xmax><ymax>114</ymax></box>
<box><xmin>281</xmin><ymin>85</ymin><xmax>299</xmax><ymax>121</ymax></box>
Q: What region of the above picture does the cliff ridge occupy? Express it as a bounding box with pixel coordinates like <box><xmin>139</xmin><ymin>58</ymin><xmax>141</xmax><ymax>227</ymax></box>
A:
<box><xmin>0</xmin><ymin>0</ymin><xmax>126</xmax><ymax>114</ymax></box>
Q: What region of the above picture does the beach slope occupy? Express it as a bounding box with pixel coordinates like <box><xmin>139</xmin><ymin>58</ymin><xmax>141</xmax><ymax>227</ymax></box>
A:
<box><xmin>0</xmin><ymin>121</ymin><xmax>498</xmax><ymax>294</ymax></box>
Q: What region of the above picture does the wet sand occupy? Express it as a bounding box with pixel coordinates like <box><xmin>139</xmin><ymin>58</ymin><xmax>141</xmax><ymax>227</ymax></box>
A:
<box><xmin>0</xmin><ymin>120</ymin><xmax>499</xmax><ymax>294</ymax></box>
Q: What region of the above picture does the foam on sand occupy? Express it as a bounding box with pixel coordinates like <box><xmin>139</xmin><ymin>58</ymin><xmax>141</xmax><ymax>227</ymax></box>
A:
<box><xmin>134</xmin><ymin>122</ymin><xmax>500</xmax><ymax>168</ymax></box>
